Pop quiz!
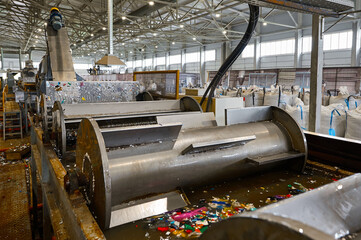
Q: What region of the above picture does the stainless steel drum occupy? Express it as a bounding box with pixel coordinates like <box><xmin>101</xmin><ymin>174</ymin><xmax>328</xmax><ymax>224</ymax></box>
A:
<box><xmin>75</xmin><ymin>106</ymin><xmax>307</xmax><ymax>229</ymax></box>
<box><xmin>52</xmin><ymin>96</ymin><xmax>202</xmax><ymax>156</ymax></box>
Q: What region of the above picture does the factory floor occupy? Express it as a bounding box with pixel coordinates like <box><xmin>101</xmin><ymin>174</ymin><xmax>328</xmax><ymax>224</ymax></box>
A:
<box><xmin>0</xmin><ymin>136</ymin><xmax>32</xmax><ymax>240</ymax></box>
<box><xmin>104</xmin><ymin>162</ymin><xmax>355</xmax><ymax>240</ymax></box>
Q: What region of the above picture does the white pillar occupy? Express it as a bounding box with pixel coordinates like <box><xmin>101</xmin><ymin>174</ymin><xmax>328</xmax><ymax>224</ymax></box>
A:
<box><xmin>309</xmin><ymin>15</ymin><xmax>324</xmax><ymax>133</ymax></box>
<box><xmin>181</xmin><ymin>49</ymin><xmax>186</xmax><ymax>73</ymax></box>
<box><xmin>108</xmin><ymin>0</ymin><xmax>113</xmax><ymax>55</ymax></box>
<box><xmin>294</xmin><ymin>29</ymin><xmax>302</xmax><ymax>68</ymax></box>
<box><xmin>200</xmin><ymin>46</ymin><xmax>206</xmax><ymax>86</ymax></box>
<box><xmin>351</xmin><ymin>20</ymin><xmax>361</xmax><ymax>67</ymax></box>
<box><xmin>253</xmin><ymin>37</ymin><xmax>261</xmax><ymax>69</ymax></box>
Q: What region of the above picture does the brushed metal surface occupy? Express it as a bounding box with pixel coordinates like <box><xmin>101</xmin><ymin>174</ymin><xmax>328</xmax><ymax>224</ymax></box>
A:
<box><xmin>76</xmin><ymin>107</ymin><xmax>306</xmax><ymax>229</ymax></box>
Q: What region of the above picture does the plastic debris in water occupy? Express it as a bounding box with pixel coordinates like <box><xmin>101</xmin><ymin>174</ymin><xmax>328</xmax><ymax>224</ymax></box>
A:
<box><xmin>146</xmin><ymin>195</ymin><xmax>257</xmax><ymax>239</ymax></box>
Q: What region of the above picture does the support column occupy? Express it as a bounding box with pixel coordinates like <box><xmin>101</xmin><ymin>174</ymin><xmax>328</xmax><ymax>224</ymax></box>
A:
<box><xmin>200</xmin><ymin>46</ymin><xmax>206</xmax><ymax>86</ymax></box>
<box><xmin>220</xmin><ymin>42</ymin><xmax>231</xmax><ymax>65</ymax></box>
<box><xmin>19</xmin><ymin>49</ymin><xmax>22</xmax><ymax>70</ymax></box>
<box><xmin>294</xmin><ymin>13</ymin><xmax>303</xmax><ymax>68</ymax></box>
<box><xmin>181</xmin><ymin>49</ymin><xmax>186</xmax><ymax>73</ymax></box>
<box><xmin>1</xmin><ymin>48</ymin><xmax>3</xmax><ymax>70</ymax></box>
<box><xmin>351</xmin><ymin>20</ymin><xmax>361</xmax><ymax>67</ymax></box>
<box><xmin>309</xmin><ymin>15</ymin><xmax>324</xmax><ymax>133</ymax></box>
<box><xmin>108</xmin><ymin>0</ymin><xmax>113</xmax><ymax>55</ymax></box>
<box><xmin>165</xmin><ymin>52</ymin><xmax>169</xmax><ymax>70</ymax></box>
<box><xmin>352</xmin><ymin>0</ymin><xmax>361</xmax><ymax>67</ymax></box>
<box><xmin>152</xmin><ymin>54</ymin><xmax>155</xmax><ymax>71</ymax></box>
<box><xmin>294</xmin><ymin>29</ymin><xmax>302</xmax><ymax>68</ymax></box>
<box><xmin>253</xmin><ymin>37</ymin><xmax>261</xmax><ymax>69</ymax></box>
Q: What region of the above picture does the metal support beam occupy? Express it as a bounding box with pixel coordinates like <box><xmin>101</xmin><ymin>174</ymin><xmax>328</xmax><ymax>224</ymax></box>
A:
<box><xmin>351</xmin><ymin>20</ymin><xmax>361</xmax><ymax>67</ymax></box>
<box><xmin>181</xmin><ymin>49</ymin><xmax>186</xmax><ymax>73</ymax></box>
<box><xmin>253</xmin><ymin>37</ymin><xmax>261</xmax><ymax>69</ymax></box>
<box><xmin>1</xmin><ymin>48</ymin><xmax>3</xmax><ymax>70</ymax></box>
<box><xmin>108</xmin><ymin>0</ymin><xmax>113</xmax><ymax>55</ymax></box>
<box><xmin>19</xmin><ymin>49</ymin><xmax>22</xmax><ymax>70</ymax></box>
<box><xmin>294</xmin><ymin>29</ymin><xmax>302</xmax><ymax>68</ymax></box>
<box><xmin>221</xmin><ymin>42</ymin><xmax>231</xmax><ymax>65</ymax></box>
<box><xmin>200</xmin><ymin>46</ymin><xmax>206</xmax><ymax>86</ymax></box>
<box><xmin>152</xmin><ymin>54</ymin><xmax>155</xmax><ymax>70</ymax></box>
<box><xmin>294</xmin><ymin>13</ymin><xmax>303</xmax><ymax>68</ymax></box>
<box><xmin>309</xmin><ymin>15</ymin><xmax>324</xmax><ymax>133</ymax></box>
<box><xmin>165</xmin><ymin>52</ymin><xmax>169</xmax><ymax>70</ymax></box>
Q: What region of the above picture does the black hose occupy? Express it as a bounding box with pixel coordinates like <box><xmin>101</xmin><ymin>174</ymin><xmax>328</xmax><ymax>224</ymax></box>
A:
<box><xmin>200</xmin><ymin>4</ymin><xmax>259</xmax><ymax>112</ymax></box>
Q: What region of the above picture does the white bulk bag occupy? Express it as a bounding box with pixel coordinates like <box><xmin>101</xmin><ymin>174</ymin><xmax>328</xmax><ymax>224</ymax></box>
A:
<box><xmin>329</xmin><ymin>94</ymin><xmax>349</xmax><ymax>107</ymax></box>
<box><xmin>279</xmin><ymin>91</ymin><xmax>296</xmax><ymax>110</ymax></box>
<box><xmin>243</xmin><ymin>91</ymin><xmax>254</xmax><ymax>107</ymax></box>
<box><xmin>345</xmin><ymin>106</ymin><xmax>361</xmax><ymax>141</ymax></box>
<box><xmin>254</xmin><ymin>91</ymin><xmax>264</xmax><ymax>106</ymax></box>
<box><xmin>319</xmin><ymin>106</ymin><xmax>347</xmax><ymax>137</ymax></box>
<box><xmin>285</xmin><ymin>104</ymin><xmax>308</xmax><ymax>130</ymax></box>
<box><xmin>303</xmin><ymin>92</ymin><xmax>310</xmax><ymax>105</ymax></box>
<box><xmin>346</xmin><ymin>96</ymin><xmax>361</xmax><ymax>110</ymax></box>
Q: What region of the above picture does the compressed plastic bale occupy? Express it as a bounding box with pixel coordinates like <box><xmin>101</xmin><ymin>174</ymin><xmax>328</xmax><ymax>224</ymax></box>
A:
<box><xmin>285</xmin><ymin>104</ymin><xmax>308</xmax><ymax>130</ymax></box>
<box><xmin>319</xmin><ymin>105</ymin><xmax>347</xmax><ymax>137</ymax></box>
<box><xmin>345</xmin><ymin>106</ymin><xmax>361</xmax><ymax>141</ymax></box>
<box><xmin>254</xmin><ymin>91</ymin><xmax>264</xmax><ymax>106</ymax></box>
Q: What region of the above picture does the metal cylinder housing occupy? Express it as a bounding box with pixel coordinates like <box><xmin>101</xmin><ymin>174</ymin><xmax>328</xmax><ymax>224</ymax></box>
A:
<box><xmin>75</xmin><ymin>106</ymin><xmax>307</xmax><ymax>229</ymax></box>
<box><xmin>52</xmin><ymin>96</ymin><xmax>202</xmax><ymax>156</ymax></box>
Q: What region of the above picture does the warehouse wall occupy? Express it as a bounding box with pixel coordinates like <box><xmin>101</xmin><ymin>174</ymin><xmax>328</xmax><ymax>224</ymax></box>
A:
<box><xmin>122</xmin><ymin>13</ymin><xmax>360</xmax><ymax>84</ymax></box>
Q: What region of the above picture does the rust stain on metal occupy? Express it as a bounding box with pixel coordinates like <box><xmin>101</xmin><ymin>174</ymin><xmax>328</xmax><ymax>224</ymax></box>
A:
<box><xmin>0</xmin><ymin>164</ymin><xmax>32</xmax><ymax>239</ymax></box>
<box><xmin>69</xmin><ymin>192</ymin><xmax>106</xmax><ymax>239</ymax></box>
<box><xmin>49</xmin><ymin>157</ymin><xmax>67</xmax><ymax>185</ymax></box>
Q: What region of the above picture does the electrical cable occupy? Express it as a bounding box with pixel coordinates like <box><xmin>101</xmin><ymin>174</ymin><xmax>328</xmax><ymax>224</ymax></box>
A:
<box><xmin>200</xmin><ymin>4</ymin><xmax>259</xmax><ymax>112</ymax></box>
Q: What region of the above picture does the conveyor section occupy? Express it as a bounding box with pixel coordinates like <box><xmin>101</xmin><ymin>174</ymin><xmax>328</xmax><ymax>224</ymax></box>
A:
<box><xmin>201</xmin><ymin>173</ymin><xmax>361</xmax><ymax>240</ymax></box>
<box><xmin>75</xmin><ymin>106</ymin><xmax>307</xmax><ymax>229</ymax></box>
<box><xmin>46</xmin><ymin>24</ymin><xmax>76</xmax><ymax>82</ymax></box>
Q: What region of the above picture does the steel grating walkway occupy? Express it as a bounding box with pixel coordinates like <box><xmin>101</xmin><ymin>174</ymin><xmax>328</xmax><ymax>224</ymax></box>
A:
<box><xmin>0</xmin><ymin>164</ymin><xmax>32</xmax><ymax>240</ymax></box>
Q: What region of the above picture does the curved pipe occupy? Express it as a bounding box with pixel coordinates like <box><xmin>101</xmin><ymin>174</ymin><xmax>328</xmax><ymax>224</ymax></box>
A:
<box><xmin>200</xmin><ymin>4</ymin><xmax>259</xmax><ymax>112</ymax></box>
